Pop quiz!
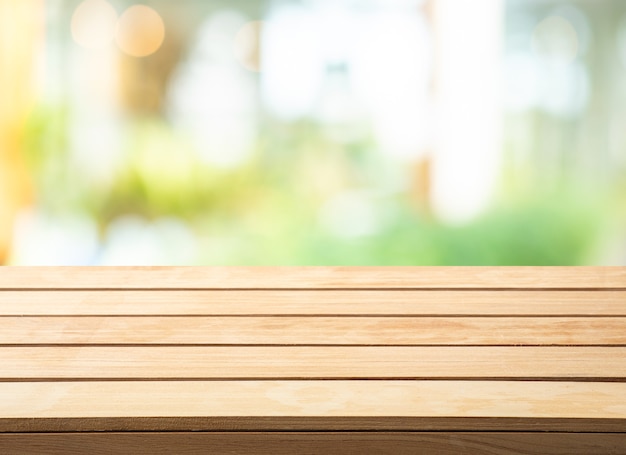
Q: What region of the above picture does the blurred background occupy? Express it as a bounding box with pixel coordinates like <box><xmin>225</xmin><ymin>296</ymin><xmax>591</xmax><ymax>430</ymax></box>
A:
<box><xmin>1</xmin><ymin>0</ymin><xmax>625</xmax><ymax>265</ymax></box>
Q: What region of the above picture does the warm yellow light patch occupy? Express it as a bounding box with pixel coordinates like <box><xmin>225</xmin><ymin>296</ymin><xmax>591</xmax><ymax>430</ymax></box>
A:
<box><xmin>71</xmin><ymin>0</ymin><xmax>118</xmax><ymax>50</ymax></box>
<box><xmin>234</xmin><ymin>21</ymin><xmax>263</xmax><ymax>72</ymax></box>
<box><xmin>116</xmin><ymin>5</ymin><xmax>165</xmax><ymax>58</ymax></box>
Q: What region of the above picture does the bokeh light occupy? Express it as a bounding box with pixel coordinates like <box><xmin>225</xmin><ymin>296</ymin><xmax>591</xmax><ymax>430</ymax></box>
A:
<box><xmin>532</xmin><ymin>15</ymin><xmax>579</xmax><ymax>64</ymax></box>
<box><xmin>115</xmin><ymin>5</ymin><xmax>165</xmax><ymax>57</ymax></box>
<box><xmin>319</xmin><ymin>191</ymin><xmax>382</xmax><ymax>239</ymax></box>
<box><xmin>71</xmin><ymin>0</ymin><xmax>118</xmax><ymax>50</ymax></box>
<box><xmin>234</xmin><ymin>21</ymin><xmax>263</xmax><ymax>72</ymax></box>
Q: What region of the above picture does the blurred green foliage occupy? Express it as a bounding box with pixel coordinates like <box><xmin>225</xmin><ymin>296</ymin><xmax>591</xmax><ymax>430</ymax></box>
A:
<box><xmin>22</xmin><ymin>103</ymin><xmax>613</xmax><ymax>265</ymax></box>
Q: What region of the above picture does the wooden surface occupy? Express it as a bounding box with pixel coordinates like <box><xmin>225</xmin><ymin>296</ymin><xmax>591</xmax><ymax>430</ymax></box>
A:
<box><xmin>4</xmin><ymin>316</ymin><xmax>626</xmax><ymax>345</ymax></box>
<box><xmin>1</xmin><ymin>290</ymin><xmax>624</xmax><ymax>315</ymax></box>
<box><xmin>2</xmin><ymin>381</ymin><xmax>626</xmax><ymax>419</ymax></box>
<box><xmin>3</xmin><ymin>346</ymin><xmax>626</xmax><ymax>379</ymax></box>
<box><xmin>0</xmin><ymin>266</ymin><xmax>623</xmax><ymax>289</ymax></box>
<box><xmin>0</xmin><ymin>267</ymin><xmax>624</xmax><ymax>454</ymax></box>
<box><xmin>2</xmin><ymin>432</ymin><xmax>625</xmax><ymax>455</ymax></box>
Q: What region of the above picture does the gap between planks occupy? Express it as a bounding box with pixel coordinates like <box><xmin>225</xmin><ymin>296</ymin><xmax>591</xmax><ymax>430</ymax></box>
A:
<box><xmin>2</xmin><ymin>377</ymin><xmax>626</xmax><ymax>383</ymax></box>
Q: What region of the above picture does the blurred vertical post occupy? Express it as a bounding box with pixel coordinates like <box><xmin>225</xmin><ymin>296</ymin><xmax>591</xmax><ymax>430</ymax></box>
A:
<box><xmin>408</xmin><ymin>0</ymin><xmax>436</xmax><ymax>218</ymax></box>
<box><xmin>430</xmin><ymin>0</ymin><xmax>503</xmax><ymax>224</ymax></box>
<box><xmin>0</xmin><ymin>0</ymin><xmax>41</xmax><ymax>263</ymax></box>
<box><xmin>117</xmin><ymin>5</ymin><xmax>183</xmax><ymax>116</ymax></box>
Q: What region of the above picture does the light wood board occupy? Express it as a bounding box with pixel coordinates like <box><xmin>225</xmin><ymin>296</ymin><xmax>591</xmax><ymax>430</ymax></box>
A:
<box><xmin>1</xmin><ymin>381</ymin><xmax>625</xmax><ymax>420</ymax></box>
<box><xmin>0</xmin><ymin>290</ymin><xmax>624</xmax><ymax>315</ymax></box>
<box><xmin>3</xmin><ymin>316</ymin><xmax>626</xmax><ymax>345</ymax></box>
<box><xmin>0</xmin><ymin>266</ymin><xmax>622</xmax><ymax>289</ymax></box>
<box><xmin>1</xmin><ymin>346</ymin><xmax>625</xmax><ymax>379</ymax></box>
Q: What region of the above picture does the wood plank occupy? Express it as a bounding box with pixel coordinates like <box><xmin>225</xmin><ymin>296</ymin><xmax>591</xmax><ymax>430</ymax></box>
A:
<box><xmin>1</xmin><ymin>347</ymin><xmax>625</xmax><ymax>379</ymax></box>
<box><xmin>2</xmin><ymin>432</ymin><xmax>625</xmax><ymax>455</ymax></box>
<box><xmin>0</xmin><ymin>267</ymin><xmax>622</xmax><ymax>289</ymax></box>
<box><xmin>1</xmin><ymin>290</ymin><xmax>624</xmax><ymax>316</ymax></box>
<box><xmin>3</xmin><ymin>416</ymin><xmax>626</xmax><ymax>433</ymax></box>
<box><xmin>3</xmin><ymin>316</ymin><xmax>626</xmax><ymax>346</ymax></box>
<box><xmin>1</xmin><ymin>381</ymin><xmax>625</xmax><ymax>420</ymax></box>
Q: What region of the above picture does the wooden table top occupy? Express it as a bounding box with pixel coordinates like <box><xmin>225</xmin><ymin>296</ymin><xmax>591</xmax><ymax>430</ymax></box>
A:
<box><xmin>1</xmin><ymin>267</ymin><xmax>625</xmax><ymax>454</ymax></box>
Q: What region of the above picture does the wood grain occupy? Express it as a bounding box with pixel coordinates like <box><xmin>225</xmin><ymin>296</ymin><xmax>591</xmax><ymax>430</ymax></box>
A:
<box><xmin>1</xmin><ymin>266</ymin><xmax>624</xmax><ymax>445</ymax></box>
<box><xmin>2</xmin><ymin>346</ymin><xmax>625</xmax><ymax>379</ymax></box>
<box><xmin>1</xmin><ymin>432</ymin><xmax>626</xmax><ymax>455</ymax></box>
<box><xmin>1</xmin><ymin>381</ymin><xmax>625</xmax><ymax>420</ymax></box>
<box><xmin>0</xmin><ymin>267</ymin><xmax>622</xmax><ymax>289</ymax></box>
<box><xmin>1</xmin><ymin>290</ymin><xmax>625</xmax><ymax>315</ymax></box>
<box><xmin>3</xmin><ymin>416</ymin><xmax>626</xmax><ymax>433</ymax></box>
<box><xmin>3</xmin><ymin>316</ymin><xmax>626</xmax><ymax>346</ymax></box>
